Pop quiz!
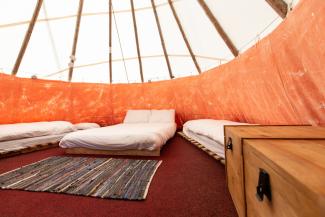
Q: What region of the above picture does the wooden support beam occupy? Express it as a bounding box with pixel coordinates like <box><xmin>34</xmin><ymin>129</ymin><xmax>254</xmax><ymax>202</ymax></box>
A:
<box><xmin>68</xmin><ymin>0</ymin><xmax>84</xmax><ymax>82</ymax></box>
<box><xmin>265</xmin><ymin>0</ymin><xmax>288</xmax><ymax>19</ymax></box>
<box><xmin>109</xmin><ymin>0</ymin><xmax>113</xmax><ymax>83</ymax></box>
<box><xmin>12</xmin><ymin>0</ymin><xmax>43</xmax><ymax>75</ymax></box>
<box><xmin>151</xmin><ymin>0</ymin><xmax>173</xmax><ymax>79</ymax></box>
<box><xmin>197</xmin><ymin>0</ymin><xmax>238</xmax><ymax>57</ymax></box>
<box><xmin>130</xmin><ymin>0</ymin><xmax>144</xmax><ymax>82</ymax></box>
<box><xmin>168</xmin><ymin>0</ymin><xmax>201</xmax><ymax>74</ymax></box>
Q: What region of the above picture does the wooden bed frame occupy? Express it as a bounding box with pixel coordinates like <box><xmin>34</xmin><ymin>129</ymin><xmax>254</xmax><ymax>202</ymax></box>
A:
<box><xmin>65</xmin><ymin>147</ymin><xmax>161</xmax><ymax>157</ymax></box>
<box><xmin>0</xmin><ymin>142</ymin><xmax>59</xmax><ymax>159</ymax></box>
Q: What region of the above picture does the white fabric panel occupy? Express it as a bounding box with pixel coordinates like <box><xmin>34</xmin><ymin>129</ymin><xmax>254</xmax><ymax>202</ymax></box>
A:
<box><xmin>72</xmin><ymin>64</ymin><xmax>109</xmax><ymax>83</ymax></box>
<box><xmin>156</xmin><ymin>4</ymin><xmax>201</xmax><ymax>76</ymax></box>
<box><xmin>142</xmin><ymin>57</ymin><xmax>170</xmax><ymax>82</ymax></box>
<box><xmin>197</xmin><ymin>57</ymin><xmax>226</xmax><ymax>73</ymax></box>
<box><xmin>35</xmin><ymin>18</ymin><xmax>76</xmax><ymax>80</ymax></box>
<box><xmin>111</xmin><ymin>4</ymin><xmax>142</xmax><ymax>83</ymax></box>
<box><xmin>284</xmin><ymin>0</ymin><xmax>300</xmax><ymax>7</ymax></box>
<box><xmin>0</xmin><ymin>25</ymin><xmax>28</xmax><ymax>74</ymax></box>
<box><xmin>0</xmin><ymin>0</ymin><xmax>37</xmax><ymax>24</ymax></box>
<box><xmin>111</xmin><ymin>0</ymin><xmax>129</xmax><ymax>12</ymax></box>
<box><xmin>18</xmin><ymin>22</ymin><xmax>60</xmax><ymax>78</ymax></box>
<box><xmin>134</xmin><ymin>0</ymin><xmax>151</xmax><ymax>9</ymax></box>
<box><xmin>59</xmin><ymin>123</ymin><xmax>177</xmax><ymax>151</ymax></box>
<box><xmin>112</xmin><ymin>59</ymin><xmax>141</xmax><ymax>83</ymax></box>
<box><xmin>205</xmin><ymin>0</ymin><xmax>280</xmax><ymax>53</ymax></box>
<box><xmin>0</xmin><ymin>0</ymin><xmax>36</xmax><ymax>73</ymax></box>
<box><xmin>112</xmin><ymin>7</ymin><xmax>137</xmax><ymax>59</ymax></box>
<box><xmin>45</xmin><ymin>70</ymin><xmax>69</xmax><ymax>81</ymax></box>
<box><xmin>82</xmin><ymin>0</ymin><xmax>108</xmax><ymax>14</ymax></box>
<box><xmin>76</xmin><ymin>15</ymin><xmax>108</xmax><ymax>70</ymax></box>
<box><xmin>112</xmin><ymin>61</ymin><xmax>129</xmax><ymax>83</ymax></box>
<box><xmin>0</xmin><ymin>0</ymin><xmax>296</xmax><ymax>83</ymax></box>
<box><xmin>40</xmin><ymin>0</ymin><xmax>78</xmax><ymax>19</ymax></box>
<box><xmin>134</xmin><ymin>4</ymin><xmax>163</xmax><ymax>56</ymax></box>
<box><xmin>154</xmin><ymin>0</ymin><xmax>168</xmax><ymax>4</ymax></box>
<box><xmin>291</xmin><ymin>0</ymin><xmax>300</xmax><ymax>7</ymax></box>
<box><xmin>173</xmin><ymin>0</ymin><xmax>234</xmax><ymax>59</ymax></box>
<box><xmin>123</xmin><ymin>110</ymin><xmax>151</xmax><ymax>123</ymax></box>
<box><xmin>156</xmin><ymin>3</ymin><xmax>193</xmax><ymax>55</ymax></box>
<box><xmin>0</xmin><ymin>121</ymin><xmax>75</xmax><ymax>142</ymax></box>
<box><xmin>72</xmin><ymin>1</ymin><xmax>109</xmax><ymax>83</ymax></box>
<box><xmin>168</xmin><ymin>57</ymin><xmax>197</xmax><ymax>78</ymax></box>
<box><xmin>134</xmin><ymin>1</ymin><xmax>169</xmax><ymax>81</ymax></box>
<box><xmin>238</xmin><ymin>17</ymin><xmax>282</xmax><ymax>52</ymax></box>
<box><xmin>18</xmin><ymin>1</ymin><xmax>78</xmax><ymax>79</ymax></box>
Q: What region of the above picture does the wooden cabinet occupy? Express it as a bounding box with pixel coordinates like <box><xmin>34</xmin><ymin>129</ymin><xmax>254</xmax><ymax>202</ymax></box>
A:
<box><xmin>224</xmin><ymin>126</ymin><xmax>325</xmax><ymax>217</ymax></box>
<box><xmin>244</xmin><ymin>139</ymin><xmax>325</xmax><ymax>217</ymax></box>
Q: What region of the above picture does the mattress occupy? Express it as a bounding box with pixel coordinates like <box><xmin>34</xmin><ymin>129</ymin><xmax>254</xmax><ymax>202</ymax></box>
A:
<box><xmin>183</xmin><ymin>127</ymin><xmax>225</xmax><ymax>158</ymax></box>
<box><xmin>183</xmin><ymin>119</ymin><xmax>251</xmax><ymax>158</ymax></box>
<box><xmin>0</xmin><ymin>121</ymin><xmax>75</xmax><ymax>142</ymax></box>
<box><xmin>0</xmin><ymin>133</ymin><xmax>66</xmax><ymax>153</ymax></box>
<box><xmin>59</xmin><ymin>123</ymin><xmax>177</xmax><ymax>151</ymax></box>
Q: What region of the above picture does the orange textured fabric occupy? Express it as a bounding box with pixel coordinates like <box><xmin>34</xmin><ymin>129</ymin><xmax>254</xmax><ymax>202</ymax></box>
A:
<box><xmin>0</xmin><ymin>0</ymin><xmax>324</xmax><ymax>126</ymax></box>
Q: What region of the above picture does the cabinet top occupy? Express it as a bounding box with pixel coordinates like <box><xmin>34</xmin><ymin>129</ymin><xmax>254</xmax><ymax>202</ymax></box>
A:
<box><xmin>225</xmin><ymin>125</ymin><xmax>325</xmax><ymax>139</ymax></box>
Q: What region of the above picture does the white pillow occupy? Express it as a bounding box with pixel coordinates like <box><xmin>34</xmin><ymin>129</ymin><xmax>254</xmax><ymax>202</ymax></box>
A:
<box><xmin>73</xmin><ymin>123</ymin><xmax>100</xmax><ymax>130</ymax></box>
<box><xmin>123</xmin><ymin>110</ymin><xmax>151</xmax><ymax>123</ymax></box>
<box><xmin>149</xmin><ymin>109</ymin><xmax>175</xmax><ymax>123</ymax></box>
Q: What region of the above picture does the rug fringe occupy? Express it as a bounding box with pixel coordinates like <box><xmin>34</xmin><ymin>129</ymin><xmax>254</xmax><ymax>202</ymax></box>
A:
<box><xmin>143</xmin><ymin>160</ymin><xmax>162</xmax><ymax>199</ymax></box>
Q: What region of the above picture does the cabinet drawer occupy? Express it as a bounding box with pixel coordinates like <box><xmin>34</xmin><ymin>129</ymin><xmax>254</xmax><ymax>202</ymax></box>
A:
<box><xmin>243</xmin><ymin>140</ymin><xmax>325</xmax><ymax>217</ymax></box>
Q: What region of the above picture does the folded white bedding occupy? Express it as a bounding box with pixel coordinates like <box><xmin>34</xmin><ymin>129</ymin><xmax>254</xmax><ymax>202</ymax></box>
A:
<box><xmin>0</xmin><ymin>134</ymin><xmax>66</xmax><ymax>152</ymax></box>
<box><xmin>0</xmin><ymin>121</ymin><xmax>75</xmax><ymax>142</ymax></box>
<box><xmin>73</xmin><ymin>123</ymin><xmax>100</xmax><ymax>130</ymax></box>
<box><xmin>60</xmin><ymin>123</ymin><xmax>177</xmax><ymax>151</ymax></box>
<box><xmin>183</xmin><ymin>119</ymin><xmax>250</xmax><ymax>146</ymax></box>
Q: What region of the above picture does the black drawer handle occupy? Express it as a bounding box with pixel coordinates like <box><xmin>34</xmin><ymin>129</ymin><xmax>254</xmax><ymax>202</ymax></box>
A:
<box><xmin>226</xmin><ymin>138</ymin><xmax>233</xmax><ymax>150</ymax></box>
<box><xmin>256</xmin><ymin>169</ymin><xmax>271</xmax><ymax>201</ymax></box>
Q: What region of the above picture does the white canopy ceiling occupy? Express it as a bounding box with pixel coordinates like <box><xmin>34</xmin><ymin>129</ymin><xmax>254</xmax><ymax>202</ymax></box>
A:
<box><xmin>0</xmin><ymin>0</ymin><xmax>299</xmax><ymax>83</ymax></box>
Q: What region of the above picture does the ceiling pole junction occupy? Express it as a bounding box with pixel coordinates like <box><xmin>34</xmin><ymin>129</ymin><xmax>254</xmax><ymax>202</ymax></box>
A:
<box><xmin>151</xmin><ymin>0</ymin><xmax>173</xmax><ymax>79</ymax></box>
<box><xmin>168</xmin><ymin>0</ymin><xmax>201</xmax><ymax>74</ymax></box>
<box><xmin>109</xmin><ymin>0</ymin><xmax>113</xmax><ymax>83</ymax></box>
<box><xmin>12</xmin><ymin>0</ymin><xmax>43</xmax><ymax>75</ymax></box>
<box><xmin>130</xmin><ymin>0</ymin><xmax>144</xmax><ymax>82</ymax></box>
<box><xmin>68</xmin><ymin>0</ymin><xmax>84</xmax><ymax>82</ymax></box>
<box><xmin>197</xmin><ymin>0</ymin><xmax>238</xmax><ymax>57</ymax></box>
<box><xmin>265</xmin><ymin>0</ymin><xmax>288</xmax><ymax>19</ymax></box>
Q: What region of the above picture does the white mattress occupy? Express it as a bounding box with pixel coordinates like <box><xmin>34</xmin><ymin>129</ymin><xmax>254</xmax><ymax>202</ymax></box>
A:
<box><xmin>0</xmin><ymin>134</ymin><xmax>66</xmax><ymax>153</ymax></box>
<box><xmin>59</xmin><ymin>123</ymin><xmax>177</xmax><ymax>151</ymax></box>
<box><xmin>183</xmin><ymin>119</ymin><xmax>251</xmax><ymax>158</ymax></box>
<box><xmin>183</xmin><ymin>127</ymin><xmax>225</xmax><ymax>158</ymax></box>
<box><xmin>0</xmin><ymin>121</ymin><xmax>75</xmax><ymax>142</ymax></box>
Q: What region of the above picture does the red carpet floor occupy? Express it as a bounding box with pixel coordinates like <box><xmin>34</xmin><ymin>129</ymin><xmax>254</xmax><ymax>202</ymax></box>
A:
<box><xmin>0</xmin><ymin>135</ymin><xmax>238</xmax><ymax>217</ymax></box>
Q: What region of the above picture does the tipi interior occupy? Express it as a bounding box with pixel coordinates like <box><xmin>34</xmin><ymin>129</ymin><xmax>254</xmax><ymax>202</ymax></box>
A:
<box><xmin>0</xmin><ymin>0</ymin><xmax>324</xmax><ymax>216</ymax></box>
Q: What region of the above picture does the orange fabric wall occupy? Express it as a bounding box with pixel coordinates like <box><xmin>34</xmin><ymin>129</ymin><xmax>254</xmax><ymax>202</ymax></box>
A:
<box><xmin>0</xmin><ymin>0</ymin><xmax>324</xmax><ymax>126</ymax></box>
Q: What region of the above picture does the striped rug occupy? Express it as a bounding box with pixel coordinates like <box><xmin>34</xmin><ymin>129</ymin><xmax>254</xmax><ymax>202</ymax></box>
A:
<box><xmin>0</xmin><ymin>156</ymin><xmax>162</xmax><ymax>200</ymax></box>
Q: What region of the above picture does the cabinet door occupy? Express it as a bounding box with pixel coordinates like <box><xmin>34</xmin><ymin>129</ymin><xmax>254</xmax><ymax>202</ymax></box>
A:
<box><xmin>243</xmin><ymin>141</ymin><xmax>322</xmax><ymax>217</ymax></box>
<box><xmin>225</xmin><ymin>129</ymin><xmax>246</xmax><ymax>217</ymax></box>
